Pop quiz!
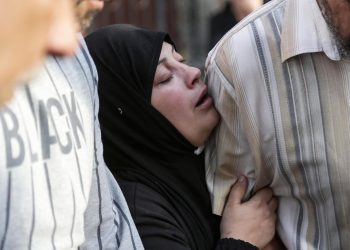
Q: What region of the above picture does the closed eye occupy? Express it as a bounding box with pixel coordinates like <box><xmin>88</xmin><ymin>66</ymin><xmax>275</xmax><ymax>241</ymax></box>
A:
<box><xmin>159</xmin><ymin>75</ymin><xmax>173</xmax><ymax>84</ymax></box>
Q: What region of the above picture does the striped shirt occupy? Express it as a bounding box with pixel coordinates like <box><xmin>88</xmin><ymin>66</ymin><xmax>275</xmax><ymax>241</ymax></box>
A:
<box><xmin>0</xmin><ymin>35</ymin><xmax>142</xmax><ymax>250</ymax></box>
<box><xmin>205</xmin><ymin>0</ymin><xmax>350</xmax><ymax>249</ymax></box>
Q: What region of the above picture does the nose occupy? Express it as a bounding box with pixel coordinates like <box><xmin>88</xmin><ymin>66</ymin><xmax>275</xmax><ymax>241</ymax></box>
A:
<box><xmin>46</xmin><ymin>0</ymin><xmax>78</xmax><ymax>57</ymax></box>
<box><xmin>184</xmin><ymin>65</ymin><xmax>201</xmax><ymax>88</ymax></box>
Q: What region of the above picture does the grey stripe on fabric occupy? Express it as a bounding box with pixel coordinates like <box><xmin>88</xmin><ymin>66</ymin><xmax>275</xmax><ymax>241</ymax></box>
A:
<box><xmin>74</xmin><ymin>55</ymin><xmax>93</xmax><ymax>100</ymax></box>
<box><xmin>29</xmin><ymin>167</ymin><xmax>35</xmax><ymax>250</ymax></box>
<box><xmin>74</xmin><ymin>149</ymin><xmax>87</xmax><ymax>201</ymax></box>
<box><xmin>44</xmin><ymin>65</ymin><xmax>62</xmax><ymax>102</ymax></box>
<box><xmin>70</xmin><ymin>183</ymin><xmax>76</xmax><ymax>248</ymax></box>
<box><xmin>313</xmin><ymin>56</ymin><xmax>341</xmax><ymax>248</ymax></box>
<box><xmin>0</xmin><ymin>172</ymin><xmax>11</xmax><ymax>250</ymax></box>
<box><xmin>251</xmin><ymin>20</ymin><xmax>304</xmax><ymax>250</ymax></box>
<box><xmin>267</xmin><ymin>10</ymin><xmax>306</xmax><ymax>248</ymax></box>
<box><xmin>16</xmin><ymin>99</ymin><xmax>39</xmax><ymax>167</ymax></box>
<box><xmin>299</xmin><ymin>54</ymin><xmax>331</xmax><ymax>248</ymax></box>
<box><xmin>55</xmin><ymin>56</ymin><xmax>85</xmax><ymax>127</ymax></box>
<box><xmin>77</xmin><ymin>48</ymin><xmax>97</xmax><ymax>87</ymax></box>
<box><xmin>114</xmin><ymin>219</ymin><xmax>120</xmax><ymax>248</ymax></box>
<box><xmin>75</xmin><ymin>101</ymin><xmax>85</xmax><ymax>135</ymax></box>
<box><xmin>205</xmin><ymin>0</ymin><xmax>350</xmax><ymax>249</ymax></box>
<box><xmin>56</xmin><ymin>56</ymin><xmax>85</xmax><ymax>130</ymax></box>
<box><xmin>54</xmin><ymin>57</ymin><xmax>73</xmax><ymax>90</ymax></box>
<box><xmin>24</xmin><ymin>85</ymin><xmax>38</xmax><ymax>132</ymax></box>
<box><xmin>95</xmin><ymin>168</ymin><xmax>103</xmax><ymax>250</ymax></box>
<box><xmin>113</xmin><ymin>201</ymin><xmax>137</xmax><ymax>250</ymax></box>
<box><xmin>271</xmin><ymin>5</ymin><xmax>284</xmax><ymax>37</ymax></box>
<box><xmin>111</xmin><ymin>204</ymin><xmax>121</xmax><ymax>247</ymax></box>
<box><xmin>268</xmin><ymin>12</ymin><xmax>281</xmax><ymax>52</ymax></box>
<box><xmin>286</xmin><ymin>56</ymin><xmax>319</xmax><ymax>249</ymax></box>
<box><xmin>44</xmin><ymin>163</ymin><xmax>57</xmax><ymax>250</ymax></box>
<box><xmin>280</xmin><ymin>60</ymin><xmax>303</xmax><ymax>250</ymax></box>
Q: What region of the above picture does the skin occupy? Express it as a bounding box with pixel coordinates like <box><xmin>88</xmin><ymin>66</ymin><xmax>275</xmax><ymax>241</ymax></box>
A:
<box><xmin>0</xmin><ymin>0</ymin><xmax>78</xmax><ymax>105</ymax></box>
<box><xmin>152</xmin><ymin>42</ymin><xmax>220</xmax><ymax>147</ymax></box>
<box><xmin>75</xmin><ymin>0</ymin><xmax>104</xmax><ymax>34</ymax></box>
<box><xmin>152</xmin><ymin>42</ymin><xmax>278</xmax><ymax>248</ymax></box>
<box><xmin>231</xmin><ymin>0</ymin><xmax>264</xmax><ymax>21</ymax></box>
<box><xmin>317</xmin><ymin>0</ymin><xmax>350</xmax><ymax>55</ymax></box>
<box><xmin>221</xmin><ymin>176</ymin><xmax>278</xmax><ymax>249</ymax></box>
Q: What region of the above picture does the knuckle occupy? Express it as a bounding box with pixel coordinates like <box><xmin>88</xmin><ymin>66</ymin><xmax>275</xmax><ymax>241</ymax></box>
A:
<box><xmin>254</xmin><ymin>197</ymin><xmax>264</xmax><ymax>207</ymax></box>
<box><xmin>263</xmin><ymin>209</ymin><xmax>272</xmax><ymax>218</ymax></box>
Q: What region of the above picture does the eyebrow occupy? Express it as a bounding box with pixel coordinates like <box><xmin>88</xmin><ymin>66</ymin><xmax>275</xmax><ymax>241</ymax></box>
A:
<box><xmin>158</xmin><ymin>46</ymin><xmax>175</xmax><ymax>65</ymax></box>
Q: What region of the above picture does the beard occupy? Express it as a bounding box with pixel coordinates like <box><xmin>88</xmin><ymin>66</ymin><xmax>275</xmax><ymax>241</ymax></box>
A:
<box><xmin>317</xmin><ymin>0</ymin><xmax>350</xmax><ymax>58</ymax></box>
<box><xmin>75</xmin><ymin>0</ymin><xmax>101</xmax><ymax>34</ymax></box>
<box><xmin>77</xmin><ymin>9</ymin><xmax>99</xmax><ymax>33</ymax></box>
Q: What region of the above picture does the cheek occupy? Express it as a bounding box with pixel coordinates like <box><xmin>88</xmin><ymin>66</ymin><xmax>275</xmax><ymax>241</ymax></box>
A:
<box><xmin>156</xmin><ymin>93</ymin><xmax>187</xmax><ymax>114</ymax></box>
<box><xmin>151</xmin><ymin>88</ymin><xmax>191</xmax><ymax>122</ymax></box>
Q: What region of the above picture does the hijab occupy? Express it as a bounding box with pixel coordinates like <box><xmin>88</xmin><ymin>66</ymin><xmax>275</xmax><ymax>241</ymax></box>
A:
<box><xmin>85</xmin><ymin>24</ymin><xmax>219</xmax><ymax>249</ymax></box>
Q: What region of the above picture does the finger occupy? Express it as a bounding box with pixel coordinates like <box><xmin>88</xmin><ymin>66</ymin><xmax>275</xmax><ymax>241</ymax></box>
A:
<box><xmin>268</xmin><ymin>197</ymin><xmax>278</xmax><ymax>211</ymax></box>
<box><xmin>227</xmin><ymin>176</ymin><xmax>248</xmax><ymax>205</ymax></box>
<box><xmin>250</xmin><ymin>187</ymin><xmax>273</xmax><ymax>203</ymax></box>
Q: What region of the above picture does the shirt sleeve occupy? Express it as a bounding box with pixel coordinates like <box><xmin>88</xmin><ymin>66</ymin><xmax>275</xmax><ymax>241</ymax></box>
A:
<box><xmin>204</xmin><ymin>56</ymin><xmax>256</xmax><ymax>216</ymax></box>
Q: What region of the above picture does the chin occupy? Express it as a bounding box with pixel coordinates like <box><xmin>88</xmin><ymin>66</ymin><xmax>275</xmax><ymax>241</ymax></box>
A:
<box><xmin>201</xmin><ymin>113</ymin><xmax>220</xmax><ymax>143</ymax></box>
<box><xmin>209</xmin><ymin>109</ymin><xmax>220</xmax><ymax>127</ymax></box>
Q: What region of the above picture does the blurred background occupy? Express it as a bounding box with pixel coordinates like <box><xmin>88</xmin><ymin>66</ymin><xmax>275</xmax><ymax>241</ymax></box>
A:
<box><xmin>90</xmin><ymin>0</ymin><xmax>226</xmax><ymax>69</ymax></box>
<box><xmin>91</xmin><ymin>0</ymin><xmax>271</xmax><ymax>69</ymax></box>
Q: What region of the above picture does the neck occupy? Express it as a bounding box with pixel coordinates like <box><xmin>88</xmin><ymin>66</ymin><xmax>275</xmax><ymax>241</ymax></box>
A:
<box><xmin>230</xmin><ymin>3</ymin><xmax>245</xmax><ymax>21</ymax></box>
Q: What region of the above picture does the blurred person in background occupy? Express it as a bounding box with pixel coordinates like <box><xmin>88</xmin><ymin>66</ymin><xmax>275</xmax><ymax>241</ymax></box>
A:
<box><xmin>0</xmin><ymin>0</ymin><xmax>77</xmax><ymax>106</ymax></box>
<box><xmin>0</xmin><ymin>0</ymin><xmax>143</xmax><ymax>249</ymax></box>
<box><xmin>208</xmin><ymin>0</ymin><xmax>270</xmax><ymax>50</ymax></box>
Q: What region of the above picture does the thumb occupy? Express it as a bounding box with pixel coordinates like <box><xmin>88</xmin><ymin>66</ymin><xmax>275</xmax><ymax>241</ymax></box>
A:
<box><xmin>227</xmin><ymin>176</ymin><xmax>248</xmax><ymax>205</ymax></box>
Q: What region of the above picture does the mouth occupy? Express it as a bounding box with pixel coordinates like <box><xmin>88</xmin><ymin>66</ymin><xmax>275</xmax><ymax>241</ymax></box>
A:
<box><xmin>195</xmin><ymin>85</ymin><xmax>212</xmax><ymax>109</ymax></box>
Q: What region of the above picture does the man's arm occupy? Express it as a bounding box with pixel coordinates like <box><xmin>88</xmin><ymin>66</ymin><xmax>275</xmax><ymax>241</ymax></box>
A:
<box><xmin>205</xmin><ymin>55</ymin><xmax>256</xmax><ymax>215</ymax></box>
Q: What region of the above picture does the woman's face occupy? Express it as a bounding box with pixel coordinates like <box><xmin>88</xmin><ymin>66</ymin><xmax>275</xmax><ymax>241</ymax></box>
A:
<box><xmin>151</xmin><ymin>42</ymin><xmax>219</xmax><ymax>146</ymax></box>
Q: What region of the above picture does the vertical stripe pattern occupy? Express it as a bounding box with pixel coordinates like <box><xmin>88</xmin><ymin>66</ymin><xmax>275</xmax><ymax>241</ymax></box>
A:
<box><xmin>205</xmin><ymin>0</ymin><xmax>350</xmax><ymax>249</ymax></box>
<box><xmin>0</xmin><ymin>35</ymin><xmax>143</xmax><ymax>250</ymax></box>
<box><xmin>0</xmin><ymin>172</ymin><xmax>11</xmax><ymax>250</ymax></box>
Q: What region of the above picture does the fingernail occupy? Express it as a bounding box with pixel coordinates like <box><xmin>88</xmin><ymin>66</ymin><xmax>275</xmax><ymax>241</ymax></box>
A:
<box><xmin>238</xmin><ymin>176</ymin><xmax>245</xmax><ymax>182</ymax></box>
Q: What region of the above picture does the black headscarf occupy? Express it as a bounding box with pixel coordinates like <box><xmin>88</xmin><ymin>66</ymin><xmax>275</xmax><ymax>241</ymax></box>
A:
<box><xmin>85</xmin><ymin>24</ymin><xmax>218</xmax><ymax>249</ymax></box>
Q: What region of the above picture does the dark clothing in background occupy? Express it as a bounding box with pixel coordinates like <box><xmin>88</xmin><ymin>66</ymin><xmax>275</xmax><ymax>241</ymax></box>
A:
<box><xmin>209</xmin><ymin>3</ymin><xmax>238</xmax><ymax>50</ymax></box>
<box><xmin>86</xmin><ymin>24</ymin><xmax>257</xmax><ymax>250</ymax></box>
<box><xmin>208</xmin><ymin>1</ymin><xmax>270</xmax><ymax>51</ymax></box>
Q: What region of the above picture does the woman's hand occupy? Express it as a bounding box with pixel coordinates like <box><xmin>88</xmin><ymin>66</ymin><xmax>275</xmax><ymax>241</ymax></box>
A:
<box><xmin>220</xmin><ymin>176</ymin><xmax>277</xmax><ymax>249</ymax></box>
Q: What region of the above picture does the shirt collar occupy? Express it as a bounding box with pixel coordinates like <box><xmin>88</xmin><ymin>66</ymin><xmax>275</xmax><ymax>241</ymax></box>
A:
<box><xmin>281</xmin><ymin>0</ymin><xmax>341</xmax><ymax>62</ymax></box>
